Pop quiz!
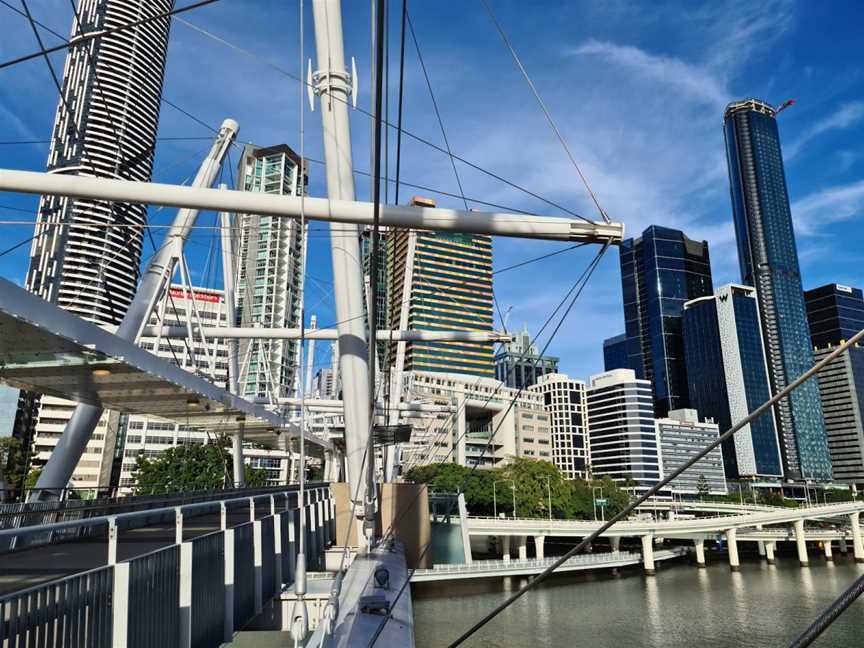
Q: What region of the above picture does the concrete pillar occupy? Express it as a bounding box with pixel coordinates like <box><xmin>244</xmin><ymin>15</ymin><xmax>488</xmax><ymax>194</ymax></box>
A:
<box><xmin>765</xmin><ymin>541</ymin><xmax>776</xmax><ymax>564</ymax></box>
<box><xmin>694</xmin><ymin>538</ymin><xmax>706</xmax><ymax>568</ymax></box>
<box><xmin>518</xmin><ymin>536</ymin><xmax>528</xmax><ymax>561</ymax></box>
<box><xmin>502</xmin><ymin>535</ymin><xmax>511</xmax><ymax>562</ymax></box>
<box><xmin>794</xmin><ymin>519</ymin><xmax>809</xmax><ymax>566</ymax></box>
<box><xmin>641</xmin><ymin>535</ymin><xmax>655</xmax><ymax>576</ymax></box>
<box><xmin>611</xmin><ymin>536</ymin><xmax>620</xmax><ymax>553</ymax></box>
<box><xmin>851</xmin><ymin>512</ymin><xmax>864</xmax><ymax>563</ymax></box>
<box><xmin>824</xmin><ymin>540</ymin><xmax>833</xmax><ymax>561</ymax></box>
<box><xmin>726</xmin><ymin>528</ymin><xmax>740</xmax><ymax>572</ymax></box>
<box><xmin>755</xmin><ymin>524</ymin><xmax>766</xmax><ymax>558</ymax></box>
<box><xmin>534</xmin><ymin>536</ymin><xmax>545</xmax><ymax>560</ymax></box>
<box><xmin>839</xmin><ymin>537</ymin><xmax>849</xmax><ymax>554</ymax></box>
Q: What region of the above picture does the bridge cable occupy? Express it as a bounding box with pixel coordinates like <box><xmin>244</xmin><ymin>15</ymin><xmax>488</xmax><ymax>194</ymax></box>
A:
<box><xmin>478</xmin><ymin>0</ymin><xmax>610</xmax><ymax>224</ymax></box>
<box><xmin>0</xmin><ymin>0</ymin><xmax>222</xmax><ymax>71</ymax></box>
<box><xmin>367</xmin><ymin>242</ymin><xmax>610</xmax><ymax>646</ymax></box>
<box><xmin>447</xmin><ymin>324</ymin><xmax>864</xmax><ymax>647</ymax></box>
<box><xmin>172</xmin><ymin>16</ymin><xmax>591</xmax><ymax>222</ymax></box>
<box><xmin>788</xmin><ymin>573</ymin><xmax>864</xmax><ymax>647</ymax></box>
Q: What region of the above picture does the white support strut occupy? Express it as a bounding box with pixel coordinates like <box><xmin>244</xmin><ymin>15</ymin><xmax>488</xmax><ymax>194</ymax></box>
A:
<box><xmin>137</xmin><ymin>326</ymin><xmax>513</xmax><ymax>342</ymax></box>
<box><xmin>29</xmin><ymin>120</ymin><xmax>239</xmax><ymax>499</ymax></box>
<box><xmin>0</xmin><ymin>169</ymin><xmax>624</xmax><ymax>244</ymax></box>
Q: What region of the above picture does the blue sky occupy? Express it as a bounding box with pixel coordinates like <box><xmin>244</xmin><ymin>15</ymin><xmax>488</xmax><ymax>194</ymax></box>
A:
<box><xmin>0</xmin><ymin>0</ymin><xmax>862</xmax><ymax>382</ymax></box>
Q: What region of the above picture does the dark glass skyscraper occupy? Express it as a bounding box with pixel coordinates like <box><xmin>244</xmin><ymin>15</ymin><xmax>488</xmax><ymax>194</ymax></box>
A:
<box><xmin>724</xmin><ymin>98</ymin><xmax>832</xmax><ymax>481</ymax></box>
<box><xmin>805</xmin><ymin>284</ymin><xmax>864</xmax><ymax>485</ymax></box>
<box><xmin>619</xmin><ymin>225</ymin><xmax>713</xmax><ymax>416</ymax></box>
<box><xmin>602</xmin><ymin>333</ymin><xmax>628</xmax><ymax>371</ymax></box>
<box><xmin>683</xmin><ymin>285</ymin><xmax>783</xmax><ymax>478</ymax></box>
<box><xmin>804</xmin><ymin>284</ymin><xmax>864</xmax><ymax>349</ymax></box>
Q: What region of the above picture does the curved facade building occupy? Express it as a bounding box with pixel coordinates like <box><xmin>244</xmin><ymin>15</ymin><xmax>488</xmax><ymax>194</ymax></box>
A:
<box><xmin>26</xmin><ymin>0</ymin><xmax>174</xmax><ymax>325</ymax></box>
<box><xmin>723</xmin><ymin>98</ymin><xmax>832</xmax><ymax>481</ymax></box>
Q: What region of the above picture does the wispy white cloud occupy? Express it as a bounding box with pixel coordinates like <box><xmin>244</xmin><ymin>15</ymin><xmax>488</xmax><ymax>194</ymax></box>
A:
<box><xmin>569</xmin><ymin>40</ymin><xmax>727</xmax><ymax>106</ymax></box>
<box><xmin>786</xmin><ymin>101</ymin><xmax>864</xmax><ymax>159</ymax></box>
<box><xmin>792</xmin><ymin>179</ymin><xmax>864</xmax><ymax>235</ymax></box>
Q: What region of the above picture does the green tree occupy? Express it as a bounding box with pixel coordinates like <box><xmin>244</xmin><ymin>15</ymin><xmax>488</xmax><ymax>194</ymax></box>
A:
<box><xmin>132</xmin><ymin>440</ymin><xmax>267</xmax><ymax>495</ymax></box>
<box><xmin>24</xmin><ymin>467</ymin><xmax>41</xmax><ymax>491</ymax></box>
<box><xmin>0</xmin><ymin>436</ymin><xmax>29</xmax><ymax>497</ymax></box>
<box><xmin>696</xmin><ymin>474</ymin><xmax>710</xmax><ymax>500</ymax></box>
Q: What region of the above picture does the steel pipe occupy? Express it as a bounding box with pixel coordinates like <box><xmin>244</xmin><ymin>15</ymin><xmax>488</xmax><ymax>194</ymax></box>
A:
<box><xmin>0</xmin><ymin>168</ymin><xmax>624</xmax><ymax>244</ymax></box>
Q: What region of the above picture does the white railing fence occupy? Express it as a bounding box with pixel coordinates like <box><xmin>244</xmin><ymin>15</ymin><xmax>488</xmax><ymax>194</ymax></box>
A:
<box><xmin>0</xmin><ymin>486</ymin><xmax>335</xmax><ymax>648</ymax></box>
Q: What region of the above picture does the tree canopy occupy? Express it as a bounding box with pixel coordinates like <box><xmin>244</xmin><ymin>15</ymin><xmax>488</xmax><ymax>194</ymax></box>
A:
<box><xmin>132</xmin><ymin>439</ymin><xmax>268</xmax><ymax>495</ymax></box>
<box><xmin>0</xmin><ymin>436</ymin><xmax>30</xmax><ymax>497</ymax></box>
<box><xmin>405</xmin><ymin>458</ymin><xmax>632</xmax><ymax>520</ymax></box>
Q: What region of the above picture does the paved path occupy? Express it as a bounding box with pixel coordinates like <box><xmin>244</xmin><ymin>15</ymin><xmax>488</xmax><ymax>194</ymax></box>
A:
<box><xmin>0</xmin><ymin>508</ymin><xmax>253</xmax><ymax>596</ymax></box>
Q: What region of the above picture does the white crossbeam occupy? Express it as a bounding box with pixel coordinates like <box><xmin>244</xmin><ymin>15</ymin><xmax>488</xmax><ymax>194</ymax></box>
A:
<box><xmin>138</xmin><ymin>326</ymin><xmax>512</xmax><ymax>342</ymax></box>
<box><xmin>0</xmin><ymin>169</ymin><xmax>624</xmax><ymax>244</ymax></box>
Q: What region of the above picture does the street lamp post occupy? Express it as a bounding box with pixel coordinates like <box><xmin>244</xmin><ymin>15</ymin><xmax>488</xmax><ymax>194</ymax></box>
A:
<box><xmin>493</xmin><ymin>481</ymin><xmax>498</xmax><ymax>518</ymax></box>
<box><xmin>541</xmin><ymin>475</ymin><xmax>552</xmax><ymax>521</ymax></box>
<box><xmin>494</xmin><ymin>479</ymin><xmax>517</xmax><ymax>518</ymax></box>
<box><xmin>593</xmin><ymin>486</ymin><xmax>604</xmax><ymax>522</ymax></box>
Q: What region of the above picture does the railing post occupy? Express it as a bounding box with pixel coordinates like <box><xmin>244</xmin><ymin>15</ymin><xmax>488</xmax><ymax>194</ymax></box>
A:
<box><xmin>175</xmin><ymin>507</ymin><xmax>183</xmax><ymax>545</ymax></box>
<box><xmin>224</xmin><ymin>528</ymin><xmax>235</xmax><ymax>642</ymax></box>
<box><xmin>253</xmin><ymin>518</ymin><xmax>263</xmax><ymax>614</ymax></box>
<box><xmin>220</xmin><ymin>501</ymin><xmax>228</xmax><ymax>531</ymax></box>
<box><xmin>179</xmin><ymin>541</ymin><xmax>193</xmax><ymax>648</ymax></box>
<box><xmin>274</xmin><ymin>510</ymin><xmax>284</xmax><ymax>589</ymax></box>
<box><xmin>249</xmin><ymin>497</ymin><xmax>255</xmax><ymax>522</ymax></box>
<box><xmin>112</xmin><ymin>562</ymin><xmax>130</xmax><ymax>648</ymax></box>
<box><xmin>108</xmin><ymin>516</ymin><xmax>118</xmax><ymax>565</ymax></box>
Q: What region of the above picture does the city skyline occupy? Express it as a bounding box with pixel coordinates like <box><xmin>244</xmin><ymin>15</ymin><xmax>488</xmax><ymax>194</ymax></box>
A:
<box><xmin>0</xmin><ymin>1</ymin><xmax>861</xmax><ymax>384</ymax></box>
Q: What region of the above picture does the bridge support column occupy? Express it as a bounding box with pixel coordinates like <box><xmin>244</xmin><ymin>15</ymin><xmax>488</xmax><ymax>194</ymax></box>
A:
<box><xmin>534</xmin><ymin>536</ymin><xmax>545</xmax><ymax>560</ymax></box>
<box><xmin>794</xmin><ymin>519</ymin><xmax>809</xmax><ymax>566</ymax></box>
<box><xmin>756</xmin><ymin>526</ymin><xmax>765</xmax><ymax>558</ymax></box>
<box><xmin>611</xmin><ymin>536</ymin><xmax>620</xmax><ymax>553</ymax></box>
<box><xmin>518</xmin><ymin>536</ymin><xmax>528</xmax><ymax>561</ymax></box>
<box><xmin>824</xmin><ymin>540</ymin><xmax>833</xmax><ymax>561</ymax></box>
<box><xmin>851</xmin><ymin>512</ymin><xmax>864</xmax><ymax>563</ymax></box>
<box><xmin>765</xmin><ymin>541</ymin><xmax>776</xmax><ymax>564</ymax></box>
<box><xmin>502</xmin><ymin>535</ymin><xmax>511</xmax><ymax>562</ymax></box>
<box><xmin>694</xmin><ymin>538</ymin><xmax>706</xmax><ymax>568</ymax></box>
<box><xmin>641</xmin><ymin>535</ymin><xmax>655</xmax><ymax>576</ymax></box>
<box><xmin>726</xmin><ymin>529</ymin><xmax>740</xmax><ymax>572</ymax></box>
<box><xmin>839</xmin><ymin>537</ymin><xmax>848</xmax><ymax>554</ymax></box>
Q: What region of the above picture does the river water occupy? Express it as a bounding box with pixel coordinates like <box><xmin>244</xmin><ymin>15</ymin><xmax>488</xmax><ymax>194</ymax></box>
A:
<box><xmin>412</xmin><ymin>553</ymin><xmax>864</xmax><ymax>647</ymax></box>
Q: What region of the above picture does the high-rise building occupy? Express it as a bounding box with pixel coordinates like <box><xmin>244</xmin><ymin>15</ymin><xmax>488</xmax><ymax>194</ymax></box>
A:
<box><xmin>116</xmin><ymin>285</ymin><xmax>291</xmax><ymax>493</ymax></box>
<box><xmin>602</xmin><ymin>333</ymin><xmax>628</xmax><ymax>371</ymax></box>
<box><xmin>386</xmin><ymin>197</ymin><xmax>494</xmax><ymax>377</ymax></box>
<box><xmin>805</xmin><ymin>284</ymin><xmax>864</xmax><ymax>486</ymax></box>
<box><xmin>495</xmin><ymin>325</ymin><xmax>559</xmax><ymax>389</ymax></box>
<box><xmin>26</xmin><ymin>0</ymin><xmax>172</xmax><ymax>323</ymax></box>
<box><xmin>587</xmin><ymin>369</ymin><xmax>660</xmax><ymax>493</ymax></box>
<box><xmin>804</xmin><ymin>284</ymin><xmax>864</xmax><ymax>349</ymax></box>
<box><xmin>528</xmin><ymin>373</ymin><xmax>590</xmax><ymax>479</ymax></box>
<box><xmin>19</xmin><ymin>1</ymin><xmax>174</xmax><ymax>490</ymax></box>
<box><xmin>400</xmin><ymin>372</ymin><xmax>550</xmax><ymax>470</ymax></box>
<box><xmin>656</xmin><ymin>409</ymin><xmax>727</xmax><ymax>496</ymax></box>
<box><xmin>234</xmin><ymin>144</ymin><xmax>306</xmax><ymax>401</ymax></box>
<box><xmin>682</xmin><ymin>284</ymin><xmax>783</xmax><ymax>479</ymax></box>
<box><xmin>619</xmin><ymin>225</ymin><xmax>713</xmax><ymax>416</ymax></box>
<box><xmin>724</xmin><ymin>98</ymin><xmax>832</xmax><ymax>481</ymax></box>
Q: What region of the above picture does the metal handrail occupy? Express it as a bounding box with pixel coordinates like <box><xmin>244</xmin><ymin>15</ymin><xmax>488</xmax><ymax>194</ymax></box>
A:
<box><xmin>0</xmin><ymin>484</ymin><xmax>330</xmax><ymax>544</ymax></box>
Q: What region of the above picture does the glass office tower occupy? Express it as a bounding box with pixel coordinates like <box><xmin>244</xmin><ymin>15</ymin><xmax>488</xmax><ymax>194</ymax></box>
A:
<box><xmin>805</xmin><ymin>284</ymin><xmax>864</xmax><ymax>486</ymax></box>
<box><xmin>724</xmin><ymin>98</ymin><xmax>832</xmax><ymax>481</ymax></box>
<box><xmin>602</xmin><ymin>333</ymin><xmax>628</xmax><ymax>371</ymax></box>
<box><xmin>620</xmin><ymin>225</ymin><xmax>713</xmax><ymax>416</ymax></box>
<box><xmin>683</xmin><ymin>285</ymin><xmax>783</xmax><ymax>478</ymax></box>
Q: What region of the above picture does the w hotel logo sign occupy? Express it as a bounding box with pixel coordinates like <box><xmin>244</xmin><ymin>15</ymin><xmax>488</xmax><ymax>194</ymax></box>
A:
<box><xmin>718</xmin><ymin>294</ymin><xmax>729</xmax><ymax>303</ymax></box>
